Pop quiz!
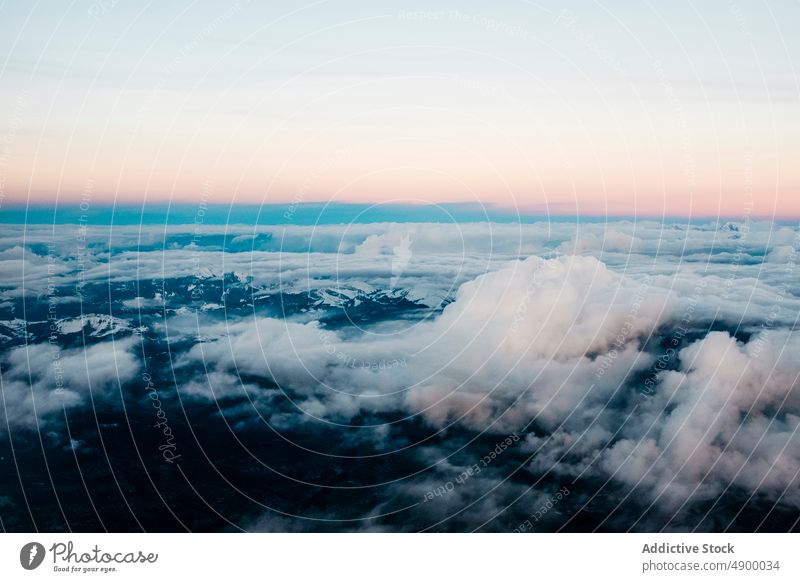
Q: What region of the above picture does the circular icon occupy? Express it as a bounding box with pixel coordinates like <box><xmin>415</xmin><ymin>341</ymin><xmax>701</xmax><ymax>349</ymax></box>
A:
<box><xmin>19</xmin><ymin>542</ymin><xmax>46</xmax><ymax>570</ymax></box>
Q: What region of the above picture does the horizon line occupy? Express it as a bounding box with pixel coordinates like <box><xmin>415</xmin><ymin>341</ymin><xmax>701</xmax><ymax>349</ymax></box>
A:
<box><xmin>1</xmin><ymin>201</ymin><xmax>798</xmax><ymax>223</ymax></box>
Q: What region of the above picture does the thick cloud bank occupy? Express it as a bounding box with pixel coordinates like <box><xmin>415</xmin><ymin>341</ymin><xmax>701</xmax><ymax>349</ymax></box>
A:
<box><xmin>0</xmin><ymin>219</ymin><xmax>798</xmax><ymax>531</ymax></box>
<box><xmin>176</xmin><ymin>252</ymin><xmax>800</xmax><ymax>516</ymax></box>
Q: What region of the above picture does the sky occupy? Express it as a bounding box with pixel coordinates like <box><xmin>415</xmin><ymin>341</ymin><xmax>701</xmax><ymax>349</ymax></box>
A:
<box><xmin>1</xmin><ymin>0</ymin><xmax>799</xmax><ymax>217</ymax></box>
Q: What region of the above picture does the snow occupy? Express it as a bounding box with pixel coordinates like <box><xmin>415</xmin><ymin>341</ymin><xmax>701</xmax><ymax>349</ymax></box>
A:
<box><xmin>56</xmin><ymin>315</ymin><xmax>131</xmax><ymax>337</ymax></box>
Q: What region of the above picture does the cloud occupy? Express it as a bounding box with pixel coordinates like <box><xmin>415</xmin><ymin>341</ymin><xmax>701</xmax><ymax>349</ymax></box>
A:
<box><xmin>601</xmin><ymin>330</ymin><xmax>800</xmax><ymax>508</ymax></box>
<box><xmin>2</xmin><ymin>218</ymin><xmax>799</xmax><ymax>528</ymax></box>
<box><xmin>174</xmin><ymin>249</ymin><xmax>800</xmax><ymax>514</ymax></box>
<box><xmin>177</xmin><ymin>254</ymin><xmax>672</xmax><ymax>436</ymax></box>
<box><xmin>2</xmin><ymin>221</ymin><xmax>797</xmax><ymax>322</ymax></box>
<box><xmin>558</xmin><ymin>229</ymin><xmax>641</xmax><ymax>255</ymax></box>
<box><xmin>0</xmin><ymin>337</ymin><xmax>140</xmax><ymax>434</ymax></box>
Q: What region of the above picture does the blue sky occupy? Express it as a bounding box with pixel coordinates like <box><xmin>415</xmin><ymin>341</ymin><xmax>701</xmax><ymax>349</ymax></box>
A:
<box><xmin>1</xmin><ymin>0</ymin><xmax>799</xmax><ymax>216</ymax></box>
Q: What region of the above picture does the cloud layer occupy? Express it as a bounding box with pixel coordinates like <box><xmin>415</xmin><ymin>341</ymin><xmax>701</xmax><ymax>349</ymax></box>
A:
<box><xmin>0</xmin><ymin>218</ymin><xmax>798</xmax><ymax>531</ymax></box>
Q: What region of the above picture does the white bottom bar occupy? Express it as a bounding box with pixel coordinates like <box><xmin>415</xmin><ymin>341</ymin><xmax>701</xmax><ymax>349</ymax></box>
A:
<box><xmin>1</xmin><ymin>533</ymin><xmax>796</xmax><ymax>581</ymax></box>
